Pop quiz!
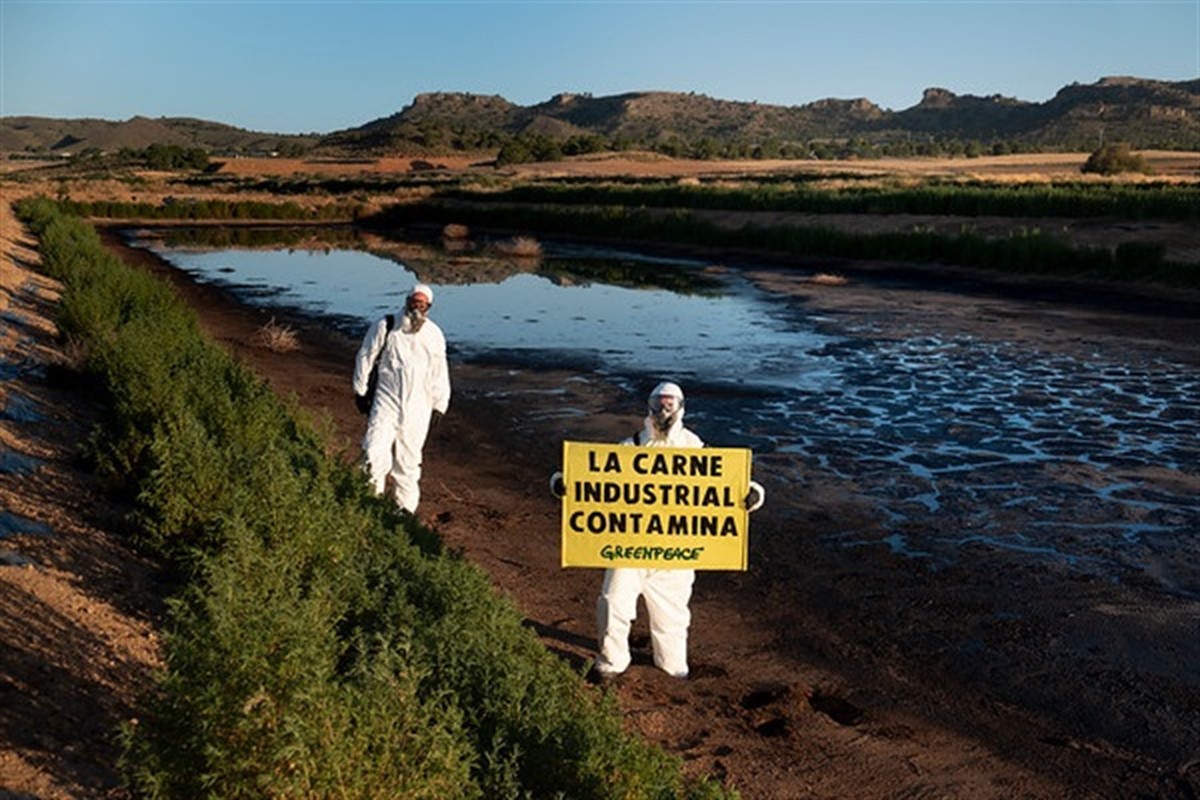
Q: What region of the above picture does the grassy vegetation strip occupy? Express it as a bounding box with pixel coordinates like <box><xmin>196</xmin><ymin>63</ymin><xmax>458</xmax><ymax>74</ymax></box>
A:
<box><xmin>369</xmin><ymin>200</ymin><xmax>1195</xmax><ymax>288</ymax></box>
<box><xmin>445</xmin><ymin>180</ymin><xmax>1200</xmax><ymax>222</ymax></box>
<box><xmin>179</xmin><ymin>173</ymin><xmax>480</xmax><ymax>196</ymax></box>
<box><xmin>57</xmin><ymin>197</ymin><xmax>364</xmax><ymax>221</ymax></box>
<box><xmin>16</xmin><ymin>197</ymin><xmax>731</xmax><ymax>800</ymax></box>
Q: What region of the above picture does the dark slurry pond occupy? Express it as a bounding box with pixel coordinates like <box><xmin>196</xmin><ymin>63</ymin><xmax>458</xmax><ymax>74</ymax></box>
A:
<box><xmin>128</xmin><ymin>226</ymin><xmax>1200</xmax><ymax>600</ymax></box>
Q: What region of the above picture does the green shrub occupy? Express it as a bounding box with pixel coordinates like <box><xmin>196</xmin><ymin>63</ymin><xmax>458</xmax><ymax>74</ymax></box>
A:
<box><xmin>17</xmin><ymin>197</ymin><xmax>734</xmax><ymax>800</ymax></box>
<box><xmin>1081</xmin><ymin>143</ymin><xmax>1153</xmax><ymax>176</ymax></box>
<box><xmin>126</xmin><ymin>472</ymin><xmax>477</xmax><ymax>799</ymax></box>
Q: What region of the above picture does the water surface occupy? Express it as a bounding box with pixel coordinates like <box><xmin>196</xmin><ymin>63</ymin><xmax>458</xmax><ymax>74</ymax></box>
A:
<box><xmin>131</xmin><ymin>227</ymin><xmax>1200</xmax><ymax>592</ymax></box>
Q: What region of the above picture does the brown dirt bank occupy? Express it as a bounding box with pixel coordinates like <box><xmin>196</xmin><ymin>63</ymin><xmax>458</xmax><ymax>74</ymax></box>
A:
<box><xmin>3</xmin><ymin>194</ymin><xmax>1199</xmax><ymax>798</ymax></box>
<box><xmin>1</xmin><ymin>201</ymin><xmax>164</xmax><ymax>799</ymax></box>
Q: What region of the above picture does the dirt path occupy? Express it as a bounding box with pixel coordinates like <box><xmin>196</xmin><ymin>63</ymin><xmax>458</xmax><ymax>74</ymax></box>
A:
<box><xmin>3</xmin><ymin>197</ymin><xmax>1199</xmax><ymax>797</ymax></box>
<box><xmin>1</xmin><ymin>201</ymin><xmax>164</xmax><ymax>799</ymax></box>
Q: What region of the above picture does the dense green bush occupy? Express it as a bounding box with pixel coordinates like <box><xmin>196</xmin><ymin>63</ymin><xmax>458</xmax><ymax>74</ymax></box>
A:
<box><xmin>143</xmin><ymin>143</ymin><xmax>210</xmax><ymax>171</ymax></box>
<box><xmin>17</xmin><ymin>197</ymin><xmax>731</xmax><ymax>800</ymax></box>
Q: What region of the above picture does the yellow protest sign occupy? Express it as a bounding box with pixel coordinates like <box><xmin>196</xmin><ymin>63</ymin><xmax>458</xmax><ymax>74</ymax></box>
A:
<box><xmin>560</xmin><ymin>441</ymin><xmax>751</xmax><ymax>571</ymax></box>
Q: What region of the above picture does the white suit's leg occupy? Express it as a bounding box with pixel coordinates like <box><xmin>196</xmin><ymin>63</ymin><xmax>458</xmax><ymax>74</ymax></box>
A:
<box><xmin>595</xmin><ymin>568</ymin><xmax>643</xmax><ymax>675</ymax></box>
<box><xmin>362</xmin><ymin>409</ymin><xmax>400</xmax><ymax>496</ymax></box>
<box><xmin>389</xmin><ymin>437</ymin><xmax>423</xmax><ymax>512</ymax></box>
<box><xmin>643</xmin><ymin>569</ymin><xmax>695</xmax><ymax>678</ymax></box>
<box><xmin>389</xmin><ymin>415</ymin><xmax>431</xmax><ymax>513</ymax></box>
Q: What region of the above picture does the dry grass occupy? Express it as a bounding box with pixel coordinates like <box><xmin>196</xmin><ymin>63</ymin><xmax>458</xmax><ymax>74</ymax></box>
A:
<box><xmin>250</xmin><ymin>318</ymin><xmax>300</xmax><ymax>352</ymax></box>
<box><xmin>503</xmin><ymin>150</ymin><xmax>1200</xmax><ymax>183</ymax></box>
<box><xmin>212</xmin><ymin>155</ymin><xmax>484</xmax><ymax>176</ymax></box>
<box><xmin>809</xmin><ymin>273</ymin><xmax>848</xmax><ymax>286</ymax></box>
<box><xmin>494</xmin><ymin>236</ymin><xmax>543</xmax><ymax>258</ymax></box>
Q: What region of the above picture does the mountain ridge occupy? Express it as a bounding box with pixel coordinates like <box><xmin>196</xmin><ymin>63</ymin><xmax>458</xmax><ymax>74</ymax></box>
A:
<box><xmin>3</xmin><ymin>75</ymin><xmax>1196</xmax><ymax>156</ymax></box>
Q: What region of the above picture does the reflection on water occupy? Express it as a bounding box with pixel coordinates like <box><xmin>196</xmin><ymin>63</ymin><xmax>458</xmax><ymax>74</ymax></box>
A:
<box><xmin>132</xmin><ymin>226</ymin><xmax>834</xmax><ymax>388</ymax></box>
<box><xmin>130</xmin><ymin>226</ymin><xmax>1200</xmax><ymax>590</ymax></box>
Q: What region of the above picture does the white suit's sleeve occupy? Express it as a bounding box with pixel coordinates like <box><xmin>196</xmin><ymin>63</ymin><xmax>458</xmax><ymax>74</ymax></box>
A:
<box><xmin>353</xmin><ymin>318</ymin><xmax>387</xmax><ymax>396</ymax></box>
<box><xmin>429</xmin><ymin>329</ymin><xmax>451</xmax><ymax>414</ymax></box>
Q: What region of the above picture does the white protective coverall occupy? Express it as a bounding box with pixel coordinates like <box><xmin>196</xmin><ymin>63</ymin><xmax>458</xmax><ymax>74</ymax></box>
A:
<box><xmin>353</xmin><ymin>284</ymin><xmax>450</xmax><ymax>513</ymax></box>
<box><xmin>594</xmin><ymin>382</ymin><xmax>717</xmax><ymax>679</ymax></box>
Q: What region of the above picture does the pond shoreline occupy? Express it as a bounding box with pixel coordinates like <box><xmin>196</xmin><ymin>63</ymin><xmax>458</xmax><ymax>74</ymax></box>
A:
<box><xmin>109</xmin><ymin>218</ymin><xmax>1200</xmax><ymax>322</ymax></box>
<box><xmin>92</xmin><ymin>223</ymin><xmax>1200</xmax><ymax>798</ymax></box>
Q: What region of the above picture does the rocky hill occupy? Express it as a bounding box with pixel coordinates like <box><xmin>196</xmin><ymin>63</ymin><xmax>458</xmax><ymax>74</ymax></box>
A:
<box><xmin>324</xmin><ymin>77</ymin><xmax>1198</xmax><ymax>152</ymax></box>
<box><xmin>3</xmin><ymin>76</ymin><xmax>1196</xmax><ymax>157</ymax></box>
<box><xmin>0</xmin><ymin>116</ymin><xmax>318</xmax><ymax>157</ymax></box>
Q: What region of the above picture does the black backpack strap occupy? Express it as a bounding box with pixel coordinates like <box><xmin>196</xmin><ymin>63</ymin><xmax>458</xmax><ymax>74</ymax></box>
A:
<box><xmin>371</xmin><ymin>315</ymin><xmax>396</xmax><ymax>369</ymax></box>
<box><xmin>371</xmin><ymin>315</ymin><xmax>397</xmax><ymax>371</ymax></box>
<box><xmin>362</xmin><ymin>315</ymin><xmax>398</xmax><ymax>412</ymax></box>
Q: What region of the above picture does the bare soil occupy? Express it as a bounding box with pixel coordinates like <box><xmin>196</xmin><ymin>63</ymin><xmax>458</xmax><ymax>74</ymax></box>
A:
<box><xmin>3</xmin><ymin>158</ymin><xmax>1199</xmax><ymax>799</ymax></box>
<box><xmin>1</xmin><ymin>201</ymin><xmax>164</xmax><ymax>799</ymax></box>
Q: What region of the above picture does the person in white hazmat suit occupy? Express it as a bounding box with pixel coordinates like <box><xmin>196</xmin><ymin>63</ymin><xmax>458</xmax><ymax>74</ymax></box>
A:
<box><xmin>554</xmin><ymin>381</ymin><xmax>765</xmax><ymax>681</ymax></box>
<box><xmin>353</xmin><ymin>283</ymin><xmax>450</xmax><ymax>514</ymax></box>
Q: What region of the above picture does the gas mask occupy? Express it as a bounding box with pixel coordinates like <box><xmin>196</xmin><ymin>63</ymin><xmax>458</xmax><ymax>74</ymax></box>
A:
<box><xmin>404</xmin><ymin>304</ymin><xmax>428</xmax><ymax>332</ymax></box>
<box><xmin>649</xmin><ymin>393</ymin><xmax>682</xmax><ymax>435</ymax></box>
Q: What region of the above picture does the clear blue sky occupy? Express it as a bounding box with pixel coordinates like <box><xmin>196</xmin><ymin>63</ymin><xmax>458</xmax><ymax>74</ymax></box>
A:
<box><xmin>2</xmin><ymin>0</ymin><xmax>1197</xmax><ymax>134</ymax></box>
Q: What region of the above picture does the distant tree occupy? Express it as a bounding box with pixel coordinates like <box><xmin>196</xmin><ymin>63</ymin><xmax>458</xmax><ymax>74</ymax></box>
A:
<box><xmin>779</xmin><ymin>141</ymin><xmax>809</xmax><ymax>159</ymax></box>
<box><xmin>141</xmin><ymin>143</ymin><xmax>208</xmax><ymax>170</ymax></box>
<box><xmin>692</xmin><ymin>137</ymin><xmax>721</xmax><ymax>160</ymax></box>
<box><xmin>846</xmin><ymin>137</ymin><xmax>878</xmax><ymax>159</ymax></box>
<box><xmin>182</xmin><ymin>147</ymin><xmax>209</xmax><ymax>170</ymax></box>
<box><xmin>495</xmin><ymin>138</ymin><xmax>533</xmax><ymax>166</ymax></box>
<box><xmin>144</xmin><ymin>143</ymin><xmax>171</xmax><ymax>169</ymax></box>
<box><xmin>914</xmin><ymin>138</ymin><xmax>940</xmax><ymax>157</ymax></box>
<box><xmin>562</xmin><ymin>134</ymin><xmax>607</xmax><ymax>156</ymax></box>
<box><xmin>454</xmin><ymin>127</ymin><xmax>499</xmax><ymax>150</ymax></box>
<box><xmin>753</xmin><ymin>139</ymin><xmax>781</xmax><ymax>160</ymax></box>
<box><xmin>528</xmin><ymin>134</ymin><xmax>563</xmax><ymax>162</ymax></box>
<box><xmin>809</xmin><ymin>141</ymin><xmax>836</xmax><ymax>160</ymax></box>
<box><xmin>1081</xmin><ymin>142</ymin><xmax>1152</xmax><ymax>175</ymax></box>
<box><xmin>611</xmin><ymin>135</ymin><xmax>637</xmax><ymax>152</ymax></box>
<box><xmin>656</xmin><ymin>136</ymin><xmax>689</xmax><ymax>158</ymax></box>
<box><xmin>275</xmin><ymin>140</ymin><xmax>307</xmax><ymax>158</ymax></box>
<box><xmin>493</xmin><ymin>133</ymin><xmax>561</xmax><ymax>165</ymax></box>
